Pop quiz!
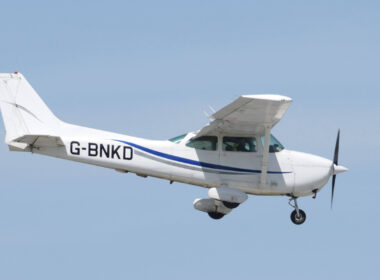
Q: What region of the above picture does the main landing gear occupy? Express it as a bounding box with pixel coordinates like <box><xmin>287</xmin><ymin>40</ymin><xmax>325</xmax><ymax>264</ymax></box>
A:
<box><xmin>288</xmin><ymin>197</ymin><xmax>306</xmax><ymax>225</ymax></box>
<box><xmin>208</xmin><ymin>212</ymin><xmax>225</xmax><ymax>220</ymax></box>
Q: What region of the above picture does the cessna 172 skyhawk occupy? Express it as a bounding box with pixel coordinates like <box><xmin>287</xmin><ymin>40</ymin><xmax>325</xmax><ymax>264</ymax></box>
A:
<box><xmin>0</xmin><ymin>73</ymin><xmax>347</xmax><ymax>225</ymax></box>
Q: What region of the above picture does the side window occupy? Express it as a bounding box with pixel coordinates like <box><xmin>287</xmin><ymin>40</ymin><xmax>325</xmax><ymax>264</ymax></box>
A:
<box><xmin>223</xmin><ymin>137</ymin><xmax>257</xmax><ymax>152</ymax></box>
<box><xmin>186</xmin><ymin>136</ymin><xmax>218</xmax><ymax>151</ymax></box>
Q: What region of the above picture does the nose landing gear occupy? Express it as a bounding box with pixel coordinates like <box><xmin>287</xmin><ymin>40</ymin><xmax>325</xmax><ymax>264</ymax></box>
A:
<box><xmin>289</xmin><ymin>197</ymin><xmax>306</xmax><ymax>225</ymax></box>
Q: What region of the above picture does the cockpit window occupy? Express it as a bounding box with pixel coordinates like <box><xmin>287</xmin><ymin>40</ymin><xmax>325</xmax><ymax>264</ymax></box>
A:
<box><xmin>223</xmin><ymin>137</ymin><xmax>257</xmax><ymax>152</ymax></box>
<box><xmin>186</xmin><ymin>136</ymin><xmax>218</xmax><ymax>151</ymax></box>
<box><xmin>169</xmin><ymin>134</ymin><xmax>187</xmax><ymax>143</ymax></box>
<box><xmin>261</xmin><ymin>134</ymin><xmax>284</xmax><ymax>153</ymax></box>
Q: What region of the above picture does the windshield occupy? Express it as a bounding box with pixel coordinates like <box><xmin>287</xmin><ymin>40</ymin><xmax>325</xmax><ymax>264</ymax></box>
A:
<box><xmin>261</xmin><ymin>134</ymin><xmax>284</xmax><ymax>153</ymax></box>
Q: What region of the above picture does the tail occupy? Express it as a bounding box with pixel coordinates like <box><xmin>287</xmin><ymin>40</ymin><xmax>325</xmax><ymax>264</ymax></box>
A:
<box><xmin>0</xmin><ymin>73</ymin><xmax>63</xmax><ymax>151</ymax></box>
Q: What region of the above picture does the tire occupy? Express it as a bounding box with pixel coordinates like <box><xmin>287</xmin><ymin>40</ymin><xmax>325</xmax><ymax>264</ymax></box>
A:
<box><xmin>221</xmin><ymin>201</ymin><xmax>240</xmax><ymax>209</ymax></box>
<box><xmin>208</xmin><ymin>212</ymin><xmax>225</xmax><ymax>220</ymax></box>
<box><xmin>290</xmin><ymin>209</ymin><xmax>306</xmax><ymax>225</ymax></box>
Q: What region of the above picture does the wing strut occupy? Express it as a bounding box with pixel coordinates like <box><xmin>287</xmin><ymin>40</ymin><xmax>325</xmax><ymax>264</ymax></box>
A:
<box><xmin>260</xmin><ymin>125</ymin><xmax>271</xmax><ymax>188</ymax></box>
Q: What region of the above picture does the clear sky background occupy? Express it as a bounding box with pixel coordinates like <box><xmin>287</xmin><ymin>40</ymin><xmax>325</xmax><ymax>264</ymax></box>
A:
<box><xmin>0</xmin><ymin>1</ymin><xmax>379</xmax><ymax>279</ymax></box>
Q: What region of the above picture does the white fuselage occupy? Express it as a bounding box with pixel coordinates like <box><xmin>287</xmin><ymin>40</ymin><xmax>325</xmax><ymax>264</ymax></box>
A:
<box><xmin>34</xmin><ymin>122</ymin><xmax>333</xmax><ymax>198</ymax></box>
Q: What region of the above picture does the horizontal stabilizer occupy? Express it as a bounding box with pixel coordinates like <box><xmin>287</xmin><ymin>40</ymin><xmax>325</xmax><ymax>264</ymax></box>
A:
<box><xmin>8</xmin><ymin>134</ymin><xmax>64</xmax><ymax>151</ymax></box>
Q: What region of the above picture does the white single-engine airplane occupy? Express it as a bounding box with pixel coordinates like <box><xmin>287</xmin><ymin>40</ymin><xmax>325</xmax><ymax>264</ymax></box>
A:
<box><xmin>0</xmin><ymin>73</ymin><xmax>348</xmax><ymax>224</ymax></box>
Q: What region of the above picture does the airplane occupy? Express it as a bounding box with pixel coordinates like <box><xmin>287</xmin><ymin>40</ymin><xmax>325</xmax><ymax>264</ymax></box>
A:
<box><xmin>0</xmin><ymin>72</ymin><xmax>348</xmax><ymax>225</ymax></box>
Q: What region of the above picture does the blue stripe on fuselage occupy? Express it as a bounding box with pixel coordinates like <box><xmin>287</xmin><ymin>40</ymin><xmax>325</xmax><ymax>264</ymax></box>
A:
<box><xmin>114</xmin><ymin>140</ymin><xmax>291</xmax><ymax>174</ymax></box>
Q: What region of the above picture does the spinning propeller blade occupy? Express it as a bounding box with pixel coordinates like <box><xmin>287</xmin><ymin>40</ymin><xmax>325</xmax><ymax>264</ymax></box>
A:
<box><xmin>331</xmin><ymin>130</ymin><xmax>340</xmax><ymax>208</ymax></box>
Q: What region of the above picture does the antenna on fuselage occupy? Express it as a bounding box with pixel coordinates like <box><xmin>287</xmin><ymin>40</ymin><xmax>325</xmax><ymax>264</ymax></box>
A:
<box><xmin>208</xmin><ymin>105</ymin><xmax>216</xmax><ymax>113</ymax></box>
<box><xmin>203</xmin><ymin>106</ymin><xmax>215</xmax><ymax>121</ymax></box>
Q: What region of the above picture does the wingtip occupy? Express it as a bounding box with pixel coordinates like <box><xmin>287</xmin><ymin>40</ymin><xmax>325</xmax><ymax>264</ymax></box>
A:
<box><xmin>241</xmin><ymin>94</ymin><xmax>292</xmax><ymax>102</ymax></box>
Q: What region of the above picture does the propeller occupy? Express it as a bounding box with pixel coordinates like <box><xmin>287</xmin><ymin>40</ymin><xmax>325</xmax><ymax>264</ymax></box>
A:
<box><xmin>331</xmin><ymin>130</ymin><xmax>340</xmax><ymax>208</ymax></box>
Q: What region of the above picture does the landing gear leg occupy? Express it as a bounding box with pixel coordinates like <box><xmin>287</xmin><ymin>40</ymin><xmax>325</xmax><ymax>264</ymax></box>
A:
<box><xmin>288</xmin><ymin>197</ymin><xmax>306</xmax><ymax>225</ymax></box>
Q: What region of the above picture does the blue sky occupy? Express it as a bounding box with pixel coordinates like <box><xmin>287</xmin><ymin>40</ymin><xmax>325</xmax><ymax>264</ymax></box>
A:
<box><xmin>0</xmin><ymin>1</ymin><xmax>379</xmax><ymax>279</ymax></box>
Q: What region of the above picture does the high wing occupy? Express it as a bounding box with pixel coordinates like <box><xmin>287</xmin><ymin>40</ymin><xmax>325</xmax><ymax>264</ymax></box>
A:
<box><xmin>196</xmin><ymin>94</ymin><xmax>292</xmax><ymax>137</ymax></box>
<box><xmin>197</xmin><ymin>94</ymin><xmax>292</xmax><ymax>188</ymax></box>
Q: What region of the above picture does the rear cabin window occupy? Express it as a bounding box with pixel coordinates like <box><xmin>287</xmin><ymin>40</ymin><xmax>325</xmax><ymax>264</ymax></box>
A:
<box><xmin>223</xmin><ymin>137</ymin><xmax>257</xmax><ymax>152</ymax></box>
<box><xmin>169</xmin><ymin>134</ymin><xmax>187</xmax><ymax>143</ymax></box>
<box><xmin>186</xmin><ymin>136</ymin><xmax>218</xmax><ymax>151</ymax></box>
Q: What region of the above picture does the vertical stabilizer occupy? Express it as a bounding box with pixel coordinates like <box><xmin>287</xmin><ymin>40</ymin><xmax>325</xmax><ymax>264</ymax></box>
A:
<box><xmin>0</xmin><ymin>73</ymin><xmax>61</xmax><ymax>146</ymax></box>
